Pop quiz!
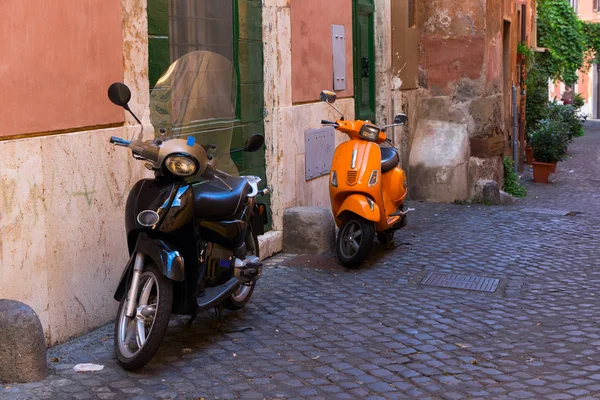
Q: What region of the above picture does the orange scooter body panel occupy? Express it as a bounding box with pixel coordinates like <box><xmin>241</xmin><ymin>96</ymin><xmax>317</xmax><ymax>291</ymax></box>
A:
<box><xmin>330</xmin><ymin>140</ymin><xmax>386</xmax><ymax>228</ymax></box>
<box><xmin>329</xmin><ymin>136</ymin><xmax>408</xmax><ymax>231</ymax></box>
<box><xmin>335</xmin><ymin>194</ymin><xmax>380</xmax><ymax>223</ymax></box>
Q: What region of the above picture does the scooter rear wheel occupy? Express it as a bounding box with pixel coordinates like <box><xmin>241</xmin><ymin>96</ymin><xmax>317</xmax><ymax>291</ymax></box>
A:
<box><xmin>224</xmin><ymin>228</ymin><xmax>260</xmax><ymax>311</ymax></box>
<box><xmin>336</xmin><ymin>216</ymin><xmax>375</xmax><ymax>268</ymax></box>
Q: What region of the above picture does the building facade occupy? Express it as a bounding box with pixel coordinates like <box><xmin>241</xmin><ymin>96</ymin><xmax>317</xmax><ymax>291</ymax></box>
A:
<box><xmin>1</xmin><ymin>0</ymin><xmax>536</xmax><ymax>344</ymax></box>
<box><xmin>550</xmin><ymin>0</ymin><xmax>600</xmax><ymax>118</ymax></box>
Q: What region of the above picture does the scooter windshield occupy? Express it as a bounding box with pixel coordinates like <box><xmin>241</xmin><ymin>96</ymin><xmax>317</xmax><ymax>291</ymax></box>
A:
<box><xmin>150</xmin><ymin>51</ymin><xmax>238</xmax><ymax>176</ymax></box>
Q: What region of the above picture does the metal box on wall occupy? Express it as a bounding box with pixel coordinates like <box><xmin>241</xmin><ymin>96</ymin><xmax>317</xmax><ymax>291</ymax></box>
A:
<box><xmin>332</xmin><ymin>25</ymin><xmax>346</xmax><ymax>91</ymax></box>
<box><xmin>305</xmin><ymin>127</ymin><xmax>335</xmax><ymax>181</ymax></box>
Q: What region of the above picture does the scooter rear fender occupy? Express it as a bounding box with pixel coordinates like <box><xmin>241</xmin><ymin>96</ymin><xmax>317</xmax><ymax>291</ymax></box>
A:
<box><xmin>113</xmin><ymin>233</ymin><xmax>185</xmax><ymax>301</ymax></box>
<box><xmin>335</xmin><ymin>194</ymin><xmax>380</xmax><ymax>227</ymax></box>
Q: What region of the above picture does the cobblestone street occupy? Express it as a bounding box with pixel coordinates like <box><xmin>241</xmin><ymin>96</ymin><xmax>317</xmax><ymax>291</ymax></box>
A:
<box><xmin>4</xmin><ymin>122</ymin><xmax>600</xmax><ymax>399</ymax></box>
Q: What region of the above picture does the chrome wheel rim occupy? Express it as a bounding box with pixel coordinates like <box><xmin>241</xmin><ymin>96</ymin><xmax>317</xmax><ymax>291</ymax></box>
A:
<box><xmin>340</xmin><ymin>220</ymin><xmax>363</xmax><ymax>258</ymax></box>
<box><xmin>232</xmin><ymin>283</ymin><xmax>253</xmax><ymax>302</ymax></box>
<box><xmin>232</xmin><ymin>231</ymin><xmax>257</xmax><ymax>302</ymax></box>
<box><xmin>117</xmin><ymin>273</ymin><xmax>159</xmax><ymax>358</ymax></box>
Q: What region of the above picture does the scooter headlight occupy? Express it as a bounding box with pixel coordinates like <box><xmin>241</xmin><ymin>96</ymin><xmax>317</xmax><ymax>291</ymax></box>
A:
<box><xmin>331</xmin><ymin>170</ymin><xmax>338</xmax><ymax>187</ymax></box>
<box><xmin>164</xmin><ymin>154</ymin><xmax>198</xmax><ymax>177</ymax></box>
<box><xmin>359</xmin><ymin>125</ymin><xmax>380</xmax><ymax>142</ymax></box>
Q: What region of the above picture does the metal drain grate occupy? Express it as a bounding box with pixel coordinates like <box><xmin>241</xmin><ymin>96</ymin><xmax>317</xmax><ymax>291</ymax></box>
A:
<box><xmin>420</xmin><ymin>272</ymin><xmax>500</xmax><ymax>293</ymax></box>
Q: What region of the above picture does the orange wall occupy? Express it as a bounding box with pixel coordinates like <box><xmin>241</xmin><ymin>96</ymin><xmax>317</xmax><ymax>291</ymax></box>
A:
<box><xmin>578</xmin><ymin>0</ymin><xmax>600</xmax><ymax>22</ymax></box>
<box><xmin>291</xmin><ymin>0</ymin><xmax>354</xmax><ymax>103</ymax></box>
<box><xmin>0</xmin><ymin>0</ymin><xmax>124</xmax><ymax>138</ymax></box>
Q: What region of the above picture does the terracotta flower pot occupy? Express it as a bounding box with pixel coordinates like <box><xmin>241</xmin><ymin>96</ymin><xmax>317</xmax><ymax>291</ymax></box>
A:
<box><xmin>532</xmin><ymin>161</ymin><xmax>554</xmax><ymax>183</ymax></box>
<box><xmin>550</xmin><ymin>162</ymin><xmax>557</xmax><ymax>173</ymax></box>
<box><xmin>525</xmin><ymin>147</ymin><xmax>534</xmax><ymax>165</ymax></box>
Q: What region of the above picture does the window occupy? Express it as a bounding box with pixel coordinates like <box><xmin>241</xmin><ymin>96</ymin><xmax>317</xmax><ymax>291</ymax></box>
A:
<box><xmin>569</xmin><ymin>0</ymin><xmax>578</xmax><ymax>12</ymax></box>
<box><xmin>169</xmin><ymin>0</ymin><xmax>233</xmax><ymax>62</ymax></box>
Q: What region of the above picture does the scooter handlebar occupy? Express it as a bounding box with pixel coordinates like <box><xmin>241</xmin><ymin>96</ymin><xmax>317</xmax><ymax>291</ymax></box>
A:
<box><xmin>110</xmin><ymin>136</ymin><xmax>131</xmax><ymax>147</ymax></box>
<box><xmin>321</xmin><ymin>120</ymin><xmax>339</xmax><ymax>127</ymax></box>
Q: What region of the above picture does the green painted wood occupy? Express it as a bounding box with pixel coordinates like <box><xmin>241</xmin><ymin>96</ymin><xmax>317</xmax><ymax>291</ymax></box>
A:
<box><xmin>147</xmin><ymin>0</ymin><xmax>270</xmax><ymax>228</ymax></box>
<box><xmin>148</xmin><ymin>37</ymin><xmax>170</xmax><ymax>88</ymax></box>
<box><xmin>353</xmin><ymin>0</ymin><xmax>376</xmax><ymax>122</ymax></box>
<box><xmin>237</xmin><ymin>0</ymin><xmax>262</xmax><ymax>41</ymax></box>
<box><xmin>148</xmin><ymin>0</ymin><xmax>169</xmax><ymax>35</ymax></box>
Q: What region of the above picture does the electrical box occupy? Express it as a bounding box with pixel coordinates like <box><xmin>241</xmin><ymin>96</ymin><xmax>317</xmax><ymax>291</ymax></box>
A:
<box><xmin>305</xmin><ymin>127</ymin><xmax>335</xmax><ymax>181</ymax></box>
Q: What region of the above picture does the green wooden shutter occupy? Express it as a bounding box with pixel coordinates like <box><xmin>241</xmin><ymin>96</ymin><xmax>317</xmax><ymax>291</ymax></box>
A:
<box><xmin>353</xmin><ymin>0</ymin><xmax>376</xmax><ymax>122</ymax></box>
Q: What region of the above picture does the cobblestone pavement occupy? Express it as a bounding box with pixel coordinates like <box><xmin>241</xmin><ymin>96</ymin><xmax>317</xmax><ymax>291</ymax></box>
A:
<box><xmin>4</xmin><ymin>122</ymin><xmax>600</xmax><ymax>400</ymax></box>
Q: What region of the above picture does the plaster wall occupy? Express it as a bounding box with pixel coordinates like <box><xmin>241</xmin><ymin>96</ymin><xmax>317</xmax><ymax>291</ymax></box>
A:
<box><xmin>579</xmin><ymin>0</ymin><xmax>600</xmax><ymax>22</ymax></box>
<box><xmin>290</xmin><ymin>0</ymin><xmax>354</xmax><ymax>103</ymax></box>
<box><xmin>264</xmin><ymin>0</ymin><xmax>395</xmax><ymax>235</ymax></box>
<box><xmin>280</xmin><ymin>100</ymin><xmax>355</xmax><ymax>210</ymax></box>
<box><xmin>0</xmin><ymin>0</ymin><xmax>150</xmax><ymax>345</ymax></box>
<box><xmin>0</xmin><ymin>0</ymin><xmax>125</xmax><ymax>138</ymax></box>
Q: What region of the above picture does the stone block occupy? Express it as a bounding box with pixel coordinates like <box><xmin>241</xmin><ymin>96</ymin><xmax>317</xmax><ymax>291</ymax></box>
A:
<box><xmin>0</xmin><ymin>300</ymin><xmax>47</xmax><ymax>383</ymax></box>
<box><xmin>408</xmin><ymin>119</ymin><xmax>470</xmax><ymax>202</ymax></box>
<box><xmin>258</xmin><ymin>230</ymin><xmax>283</xmax><ymax>260</ymax></box>
<box><xmin>471</xmin><ymin>179</ymin><xmax>499</xmax><ymax>204</ymax></box>
<box><xmin>500</xmin><ymin>190</ymin><xmax>516</xmax><ymax>206</ymax></box>
<box><xmin>469</xmin><ymin>156</ymin><xmax>503</xmax><ymax>198</ymax></box>
<box><xmin>283</xmin><ymin>207</ymin><xmax>335</xmax><ymax>254</ymax></box>
<box><xmin>481</xmin><ymin>180</ymin><xmax>501</xmax><ymax>205</ymax></box>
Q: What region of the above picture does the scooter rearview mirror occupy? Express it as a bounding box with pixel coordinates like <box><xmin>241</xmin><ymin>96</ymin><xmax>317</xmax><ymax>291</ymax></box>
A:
<box><xmin>319</xmin><ymin>90</ymin><xmax>337</xmax><ymax>104</ymax></box>
<box><xmin>394</xmin><ymin>113</ymin><xmax>408</xmax><ymax>125</ymax></box>
<box><xmin>108</xmin><ymin>82</ymin><xmax>142</xmax><ymax>129</ymax></box>
<box><xmin>108</xmin><ymin>83</ymin><xmax>132</xmax><ymax>109</ymax></box>
<box><xmin>243</xmin><ymin>134</ymin><xmax>265</xmax><ymax>153</ymax></box>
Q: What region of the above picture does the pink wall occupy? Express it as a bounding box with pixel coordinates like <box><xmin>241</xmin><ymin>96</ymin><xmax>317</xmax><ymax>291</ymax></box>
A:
<box><xmin>291</xmin><ymin>0</ymin><xmax>354</xmax><ymax>103</ymax></box>
<box><xmin>578</xmin><ymin>0</ymin><xmax>600</xmax><ymax>22</ymax></box>
<box><xmin>0</xmin><ymin>0</ymin><xmax>124</xmax><ymax>138</ymax></box>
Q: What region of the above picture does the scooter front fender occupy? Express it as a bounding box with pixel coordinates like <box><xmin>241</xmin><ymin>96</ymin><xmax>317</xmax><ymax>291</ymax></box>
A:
<box><xmin>336</xmin><ymin>194</ymin><xmax>380</xmax><ymax>225</ymax></box>
<box><xmin>113</xmin><ymin>233</ymin><xmax>185</xmax><ymax>301</ymax></box>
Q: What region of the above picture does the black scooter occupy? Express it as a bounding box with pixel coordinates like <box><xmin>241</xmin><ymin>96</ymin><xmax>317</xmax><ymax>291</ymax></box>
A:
<box><xmin>107</xmin><ymin>51</ymin><xmax>269</xmax><ymax>370</ymax></box>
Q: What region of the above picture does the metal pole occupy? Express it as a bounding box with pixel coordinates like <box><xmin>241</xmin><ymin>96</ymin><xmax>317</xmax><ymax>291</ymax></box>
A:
<box><xmin>512</xmin><ymin>85</ymin><xmax>518</xmax><ymax>173</ymax></box>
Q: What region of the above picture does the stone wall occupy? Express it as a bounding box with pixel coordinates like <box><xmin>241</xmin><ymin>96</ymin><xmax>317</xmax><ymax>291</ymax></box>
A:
<box><xmin>390</xmin><ymin>0</ymin><xmax>508</xmax><ymax>202</ymax></box>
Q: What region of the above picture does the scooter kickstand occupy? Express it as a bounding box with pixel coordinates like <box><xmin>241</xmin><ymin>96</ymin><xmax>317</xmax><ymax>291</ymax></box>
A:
<box><xmin>187</xmin><ymin>311</ymin><xmax>198</xmax><ymax>326</ymax></box>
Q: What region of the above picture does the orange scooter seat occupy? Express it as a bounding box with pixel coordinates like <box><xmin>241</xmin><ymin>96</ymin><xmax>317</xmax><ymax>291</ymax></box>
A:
<box><xmin>380</xmin><ymin>147</ymin><xmax>399</xmax><ymax>173</ymax></box>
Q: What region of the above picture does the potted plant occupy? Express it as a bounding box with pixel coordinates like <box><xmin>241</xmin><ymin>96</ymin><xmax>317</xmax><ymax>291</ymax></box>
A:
<box><xmin>529</xmin><ymin>119</ymin><xmax>569</xmax><ymax>183</ymax></box>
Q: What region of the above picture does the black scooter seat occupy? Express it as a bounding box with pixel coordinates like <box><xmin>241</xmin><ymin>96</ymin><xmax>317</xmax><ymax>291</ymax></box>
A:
<box><xmin>192</xmin><ymin>176</ymin><xmax>251</xmax><ymax>219</ymax></box>
<box><xmin>381</xmin><ymin>147</ymin><xmax>400</xmax><ymax>173</ymax></box>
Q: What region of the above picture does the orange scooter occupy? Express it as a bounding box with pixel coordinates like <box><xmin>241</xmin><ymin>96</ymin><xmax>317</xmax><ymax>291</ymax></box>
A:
<box><xmin>319</xmin><ymin>90</ymin><xmax>411</xmax><ymax>267</ymax></box>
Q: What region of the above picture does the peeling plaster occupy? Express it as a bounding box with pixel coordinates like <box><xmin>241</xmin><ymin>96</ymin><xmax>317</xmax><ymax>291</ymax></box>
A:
<box><xmin>425</xmin><ymin>9</ymin><xmax>452</xmax><ymax>35</ymax></box>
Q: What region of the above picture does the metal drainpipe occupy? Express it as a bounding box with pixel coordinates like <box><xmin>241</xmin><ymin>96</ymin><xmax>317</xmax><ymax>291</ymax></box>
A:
<box><xmin>512</xmin><ymin>85</ymin><xmax>518</xmax><ymax>173</ymax></box>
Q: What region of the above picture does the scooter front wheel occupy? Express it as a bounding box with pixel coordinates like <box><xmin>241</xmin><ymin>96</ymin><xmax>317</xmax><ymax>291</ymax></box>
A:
<box><xmin>114</xmin><ymin>261</ymin><xmax>173</xmax><ymax>370</ymax></box>
<box><xmin>336</xmin><ymin>216</ymin><xmax>375</xmax><ymax>268</ymax></box>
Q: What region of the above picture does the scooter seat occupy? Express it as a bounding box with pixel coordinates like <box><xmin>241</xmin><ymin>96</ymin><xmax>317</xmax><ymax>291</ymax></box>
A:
<box><xmin>381</xmin><ymin>147</ymin><xmax>400</xmax><ymax>173</ymax></box>
<box><xmin>192</xmin><ymin>176</ymin><xmax>251</xmax><ymax>219</ymax></box>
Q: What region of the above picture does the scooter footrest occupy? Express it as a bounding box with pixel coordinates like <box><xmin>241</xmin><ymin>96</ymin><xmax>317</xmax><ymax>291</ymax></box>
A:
<box><xmin>389</xmin><ymin>205</ymin><xmax>415</xmax><ymax>218</ymax></box>
<box><xmin>196</xmin><ymin>277</ymin><xmax>239</xmax><ymax>313</ymax></box>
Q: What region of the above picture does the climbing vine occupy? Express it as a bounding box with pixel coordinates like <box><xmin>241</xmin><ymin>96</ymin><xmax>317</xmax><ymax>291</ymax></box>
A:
<box><xmin>582</xmin><ymin>21</ymin><xmax>600</xmax><ymax>65</ymax></box>
<box><xmin>537</xmin><ymin>0</ymin><xmax>586</xmax><ymax>85</ymax></box>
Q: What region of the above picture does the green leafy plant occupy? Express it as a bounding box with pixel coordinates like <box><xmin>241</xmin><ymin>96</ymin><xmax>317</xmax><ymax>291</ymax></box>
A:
<box><xmin>502</xmin><ymin>157</ymin><xmax>527</xmax><ymax>198</ymax></box>
<box><xmin>548</xmin><ymin>101</ymin><xmax>584</xmax><ymax>141</ymax></box>
<box><xmin>583</xmin><ymin>21</ymin><xmax>600</xmax><ymax>65</ymax></box>
<box><xmin>517</xmin><ymin>42</ymin><xmax>535</xmax><ymax>72</ymax></box>
<box><xmin>537</xmin><ymin>0</ymin><xmax>586</xmax><ymax>85</ymax></box>
<box><xmin>526</xmin><ymin>64</ymin><xmax>550</xmax><ymax>140</ymax></box>
<box><xmin>573</xmin><ymin>92</ymin><xmax>585</xmax><ymax>109</ymax></box>
<box><xmin>529</xmin><ymin>119</ymin><xmax>570</xmax><ymax>163</ymax></box>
